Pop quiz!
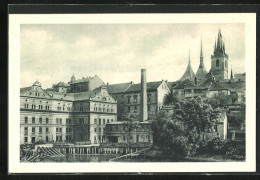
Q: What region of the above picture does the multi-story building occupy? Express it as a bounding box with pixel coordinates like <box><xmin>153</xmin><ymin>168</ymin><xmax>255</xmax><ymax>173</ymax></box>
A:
<box><xmin>107</xmin><ymin>80</ymin><xmax>170</xmax><ymax>120</ymax></box>
<box><xmin>20</xmin><ymin>76</ymin><xmax>117</xmax><ymax>145</ymax></box>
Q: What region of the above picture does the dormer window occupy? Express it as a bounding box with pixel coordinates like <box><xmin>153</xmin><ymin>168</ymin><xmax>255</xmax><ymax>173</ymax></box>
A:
<box><xmin>216</xmin><ymin>59</ymin><xmax>219</xmax><ymax>67</ymax></box>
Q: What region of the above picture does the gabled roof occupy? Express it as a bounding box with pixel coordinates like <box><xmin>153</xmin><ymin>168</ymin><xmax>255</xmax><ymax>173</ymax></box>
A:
<box><xmin>125</xmin><ymin>81</ymin><xmax>164</xmax><ymax>93</ymax></box>
<box><xmin>173</xmin><ymin>79</ymin><xmax>196</xmax><ymax>89</ymax></box>
<box><xmin>20</xmin><ymin>87</ymin><xmax>33</xmax><ymax>94</ymax></box>
<box><xmin>69</xmin><ymin>86</ymin><xmax>106</xmax><ymax>101</ymax></box>
<box><xmin>107</xmin><ymin>82</ymin><xmax>133</xmax><ymax>94</ymax></box>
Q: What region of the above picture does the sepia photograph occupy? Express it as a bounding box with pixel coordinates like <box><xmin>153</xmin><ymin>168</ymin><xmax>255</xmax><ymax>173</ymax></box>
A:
<box><xmin>8</xmin><ymin>13</ymin><xmax>256</xmax><ymax>173</ymax></box>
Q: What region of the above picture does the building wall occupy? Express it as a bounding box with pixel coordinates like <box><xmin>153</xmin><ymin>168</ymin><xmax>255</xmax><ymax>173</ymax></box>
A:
<box><xmin>211</xmin><ymin>56</ymin><xmax>228</xmax><ymax>80</ymax></box>
<box><xmin>105</xmin><ymin>122</ymin><xmax>153</xmax><ymax>143</ymax></box>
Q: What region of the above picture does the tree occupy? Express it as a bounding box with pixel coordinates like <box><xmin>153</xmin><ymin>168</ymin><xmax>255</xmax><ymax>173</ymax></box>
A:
<box><xmin>165</xmin><ymin>91</ymin><xmax>180</xmax><ymax>105</ymax></box>
<box><xmin>204</xmin><ymin>92</ymin><xmax>232</xmax><ymax>109</ymax></box>
<box><xmin>151</xmin><ymin>97</ymin><xmax>220</xmax><ymax>158</ymax></box>
<box><xmin>125</xmin><ymin>114</ymin><xmax>140</xmax><ymax>143</ymax></box>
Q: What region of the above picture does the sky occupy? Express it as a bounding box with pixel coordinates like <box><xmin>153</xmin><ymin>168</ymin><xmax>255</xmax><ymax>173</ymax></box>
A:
<box><xmin>20</xmin><ymin>23</ymin><xmax>245</xmax><ymax>89</ymax></box>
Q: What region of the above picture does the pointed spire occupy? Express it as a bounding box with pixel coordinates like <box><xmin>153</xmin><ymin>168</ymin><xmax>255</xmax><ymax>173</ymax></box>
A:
<box><xmin>179</xmin><ymin>49</ymin><xmax>195</xmax><ymax>81</ymax></box>
<box><xmin>230</xmin><ymin>65</ymin><xmax>234</xmax><ymax>80</ymax></box>
<box><xmin>200</xmin><ymin>36</ymin><xmax>203</xmax><ymax>58</ymax></box>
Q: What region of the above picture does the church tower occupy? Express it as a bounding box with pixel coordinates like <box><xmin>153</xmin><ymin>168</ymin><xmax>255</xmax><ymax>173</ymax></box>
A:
<box><xmin>210</xmin><ymin>29</ymin><xmax>228</xmax><ymax>80</ymax></box>
<box><xmin>195</xmin><ymin>37</ymin><xmax>208</xmax><ymax>84</ymax></box>
<box><xmin>179</xmin><ymin>50</ymin><xmax>195</xmax><ymax>82</ymax></box>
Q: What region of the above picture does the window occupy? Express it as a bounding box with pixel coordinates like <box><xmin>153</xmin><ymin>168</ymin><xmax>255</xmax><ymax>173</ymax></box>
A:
<box><xmin>123</xmin><ymin>136</ymin><xmax>125</xmax><ymax>141</ymax></box>
<box><xmin>31</xmin><ymin>137</ymin><xmax>35</xmax><ymax>143</ymax></box>
<box><xmin>24</xmin><ymin>127</ymin><xmax>28</xmax><ymax>135</ymax></box>
<box><xmin>225</xmin><ymin>59</ymin><xmax>227</xmax><ymax>68</ymax></box>
<box><xmin>24</xmin><ymin>137</ymin><xmax>28</xmax><ymax>143</ymax></box>
<box><xmin>66</xmin><ymin>119</ymin><xmax>69</xmax><ymax>124</ymax></box>
<box><xmin>116</xmin><ymin>126</ymin><xmax>118</xmax><ymax>131</ymax></box>
<box><xmin>134</xmin><ymin>105</ymin><xmax>137</xmax><ymax>112</ymax></box>
<box><xmin>128</xmin><ymin>106</ymin><xmax>131</xmax><ymax>112</ymax></box>
<box><xmin>127</xmin><ymin>96</ymin><xmax>131</xmax><ymax>103</ymax></box>
<box><xmin>111</xmin><ymin>109</ymin><xmax>114</xmax><ymax>113</ymax></box>
<box><xmin>99</xmin><ymin>135</ymin><xmax>101</xmax><ymax>141</ymax></box>
<box><xmin>69</xmin><ymin>119</ymin><xmax>72</xmax><ymax>124</ymax></box>
<box><xmin>32</xmin><ymin>117</ymin><xmax>35</xmax><ymax>124</ymax></box>
<box><xmin>94</xmin><ymin>119</ymin><xmax>97</xmax><ymax>124</ymax></box>
<box><xmin>99</xmin><ymin>119</ymin><xmax>101</xmax><ymax>125</ymax></box>
<box><xmin>79</xmin><ymin>118</ymin><xmax>84</xmax><ymax>125</ymax></box>
<box><xmin>60</xmin><ymin>119</ymin><xmax>62</xmax><ymax>124</ymax></box>
<box><xmin>46</xmin><ymin>136</ymin><xmax>49</xmax><ymax>142</ymax></box>
<box><xmin>46</xmin><ymin>127</ymin><xmax>49</xmax><ymax>133</ymax></box>
<box><xmin>32</xmin><ymin>127</ymin><xmax>35</xmax><ymax>134</ymax></box>
<box><xmin>107</xmin><ymin>119</ymin><xmax>109</xmax><ymax>123</ymax></box>
<box><xmin>148</xmin><ymin>105</ymin><xmax>151</xmax><ymax>111</ymax></box>
<box><xmin>216</xmin><ymin>59</ymin><xmax>219</xmax><ymax>67</ymax></box>
<box><xmin>80</xmin><ymin>106</ymin><xmax>83</xmax><ymax>111</ymax></box>
<box><xmin>94</xmin><ymin>128</ymin><xmax>97</xmax><ymax>133</ymax></box>
<box><xmin>111</xmin><ymin>119</ymin><xmax>113</xmax><ymax>122</ymax></box>
<box><xmin>46</xmin><ymin>118</ymin><xmax>49</xmax><ymax>124</ymax></box>
<box><xmin>39</xmin><ymin>118</ymin><xmax>42</xmax><ymax>124</ymax></box>
<box><xmin>99</xmin><ymin>127</ymin><xmax>101</xmax><ymax>134</ymax></box>
<box><xmin>39</xmin><ymin>127</ymin><xmax>42</xmax><ymax>134</ymax></box>
<box><xmin>103</xmin><ymin>119</ymin><xmax>105</xmax><ymax>125</ymax></box>
<box><xmin>134</xmin><ymin>96</ymin><xmax>137</xmax><ymax>103</ymax></box>
<box><xmin>25</xmin><ymin>117</ymin><xmax>28</xmax><ymax>124</ymax></box>
<box><xmin>103</xmin><ymin>108</ymin><xmax>105</xmax><ymax>112</ymax></box>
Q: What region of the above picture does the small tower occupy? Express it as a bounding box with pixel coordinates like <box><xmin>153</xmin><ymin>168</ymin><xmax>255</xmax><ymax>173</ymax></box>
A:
<box><xmin>179</xmin><ymin>50</ymin><xmax>195</xmax><ymax>82</ymax></box>
<box><xmin>210</xmin><ymin>29</ymin><xmax>229</xmax><ymax>80</ymax></box>
<box><xmin>70</xmin><ymin>73</ymin><xmax>76</xmax><ymax>83</ymax></box>
<box><xmin>230</xmin><ymin>65</ymin><xmax>234</xmax><ymax>80</ymax></box>
<box><xmin>195</xmin><ymin>37</ymin><xmax>208</xmax><ymax>83</ymax></box>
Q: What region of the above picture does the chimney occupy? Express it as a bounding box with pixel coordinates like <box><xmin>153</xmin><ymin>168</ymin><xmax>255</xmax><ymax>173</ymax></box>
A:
<box><xmin>140</xmin><ymin>69</ymin><xmax>148</xmax><ymax>121</ymax></box>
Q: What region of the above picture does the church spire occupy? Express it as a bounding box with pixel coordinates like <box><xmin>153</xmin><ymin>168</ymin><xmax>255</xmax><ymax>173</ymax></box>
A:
<box><xmin>230</xmin><ymin>65</ymin><xmax>234</xmax><ymax>80</ymax></box>
<box><xmin>196</xmin><ymin>37</ymin><xmax>208</xmax><ymax>82</ymax></box>
<box><xmin>179</xmin><ymin>49</ymin><xmax>195</xmax><ymax>81</ymax></box>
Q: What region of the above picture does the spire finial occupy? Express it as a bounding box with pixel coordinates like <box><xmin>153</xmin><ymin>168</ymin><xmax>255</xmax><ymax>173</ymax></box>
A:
<box><xmin>230</xmin><ymin>64</ymin><xmax>234</xmax><ymax>80</ymax></box>
<box><xmin>200</xmin><ymin>36</ymin><xmax>203</xmax><ymax>58</ymax></box>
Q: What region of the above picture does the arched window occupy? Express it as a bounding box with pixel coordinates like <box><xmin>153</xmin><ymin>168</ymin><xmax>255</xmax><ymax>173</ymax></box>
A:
<box><xmin>225</xmin><ymin>60</ymin><xmax>227</xmax><ymax>68</ymax></box>
<box><xmin>216</xmin><ymin>59</ymin><xmax>219</xmax><ymax>67</ymax></box>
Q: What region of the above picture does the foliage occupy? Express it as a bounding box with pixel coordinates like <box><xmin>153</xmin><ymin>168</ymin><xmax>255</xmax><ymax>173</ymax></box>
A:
<box><xmin>196</xmin><ymin>137</ymin><xmax>245</xmax><ymax>160</ymax></box>
<box><xmin>124</xmin><ymin>113</ymin><xmax>141</xmax><ymax>143</ymax></box>
<box><xmin>165</xmin><ymin>91</ymin><xmax>180</xmax><ymax>105</ymax></box>
<box><xmin>151</xmin><ymin>98</ymin><xmax>220</xmax><ymax>158</ymax></box>
<box><xmin>203</xmin><ymin>92</ymin><xmax>239</xmax><ymax>109</ymax></box>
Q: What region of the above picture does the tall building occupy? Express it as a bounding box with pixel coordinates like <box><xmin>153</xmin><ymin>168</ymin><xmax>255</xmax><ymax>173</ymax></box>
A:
<box><xmin>210</xmin><ymin>29</ymin><xmax>229</xmax><ymax>80</ymax></box>
<box><xmin>20</xmin><ymin>76</ymin><xmax>117</xmax><ymax>145</ymax></box>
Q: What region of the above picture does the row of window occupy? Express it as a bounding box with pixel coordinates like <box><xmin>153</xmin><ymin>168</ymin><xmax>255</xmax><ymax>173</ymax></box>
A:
<box><xmin>122</xmin><ymin>135</ymin><xmax>150</xmax><ymax>141</ymax></box>
<box><xmin>24</xmin><ymin>117</ymin><xmax>49</xmax><ymax>124</ymax></box>
<box><xmin>127</xmin><ymin>105</ymin><xmax>151</xmax><ymax>112</ymax></box>
<box><xmin>24</xmin><ymin>136</ymin><xmax>49</xmax><ymax>143</ymax></box>
<box><xmin>94</xmin><ymin>118</ymin><xmax>114</xmax><ymax>125</ymax></box>
<box><xmin>93</xmin><ymin>107</ymin><xmax>114</xmax><ymax>113</ymax></box>
<box><xmin>24</xmin><ymin>127</ymin><xmax>49</xmax><ymax>134</ymax></box>
<box><xmin>57</xmin><ymin>106</ymin><xmax>71</xmax><ymax>111</ymax></box>
<box><xmin>24</xmin><ymin>104</ymin><xmax>50</xmax><ymax>110</ymax></box>
<box><xmin>126</xmin><ymin>94</ymin><xmax>152</xmax><ymax>104</ymax></box>
<box><xmin>108</xmin><ymin>125</ymin><xmax>149</xmax><ymax>132</ymax></box>
<box><xmin>94</xmin><ymin>127</ymin><xmax>106</xmax><ymax>134</ymax></box>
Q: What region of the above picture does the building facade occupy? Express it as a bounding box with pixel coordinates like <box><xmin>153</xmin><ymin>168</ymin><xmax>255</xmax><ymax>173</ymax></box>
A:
<box><xmin>20</xmin><ymin>77</ymin><xmax>117</xmax><ymax>145</ymax></box>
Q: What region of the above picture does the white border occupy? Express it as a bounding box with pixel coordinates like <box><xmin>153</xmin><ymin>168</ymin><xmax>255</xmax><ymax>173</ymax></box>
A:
<box><xmin>8</xmin><ymin>13</ymin><xmax>256</xmax><ymax>173</ymax></box>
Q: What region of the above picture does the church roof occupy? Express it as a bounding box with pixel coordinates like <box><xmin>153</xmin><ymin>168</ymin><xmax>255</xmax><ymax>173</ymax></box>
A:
<box><xmin>179</xmin><ymin>52</ymin><xmax>195</xmax><ymax>81</ymax></box>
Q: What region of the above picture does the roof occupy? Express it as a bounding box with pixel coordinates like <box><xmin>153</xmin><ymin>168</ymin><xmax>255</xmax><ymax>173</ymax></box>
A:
<box><xmin>220</xmin><ymin>81</ymin><xmax>245</xmax><ymax>92</ymax></box>
<box><xmin>69</xmin><ymin>86</ymin><xmax>101</xmax><ymax>101</ymax></box>
<box><xmin>46</xmin><ymin>90</ymin><xmax>74</xmax><ymax>101</ymax></box>
<box><xmin>208</xmin><ymin>82</ymin><xmax>228</xmax><ymax>91</ymax></box>
<box><xmin>173</xmin><ymin>79</ymin><xmax>196</xmax><ymax>89</ymax></box>
<box><xmin>179</xmin><ymin>57</ymin><xmax>195</xmax><ymax>81</ymax></box>
<box><xmin>125</xmin><ymin>81</ymin><xmax>163</xmax><ymax>93</ymax></box>
<box><xmin>195</xmin><ymin>65</ymin><xmax>208</xmax><ymax>80</ymax></box>
<box><xmin>20</xmin><ymin>87</ymin><xmax>33</xmax><ymax>94</ymax></box>
<box><xmin>107</xmin><ymin>82</ymin><xmax>133</xmax><ymax>94</ymax></box>
<box><xmin>70</xmin><ymin>76</ymin><xmax>93</xmax><ymax>84</ymax></box>
<box><xmin>53</xmin><ymin>82</ymin><xmax>70</xmax><ymax>87</ymax></box>
<box><xmin>167</xmin><ymin>81</ymin><xmax>178</xmax><ymax>90</ymax></box>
